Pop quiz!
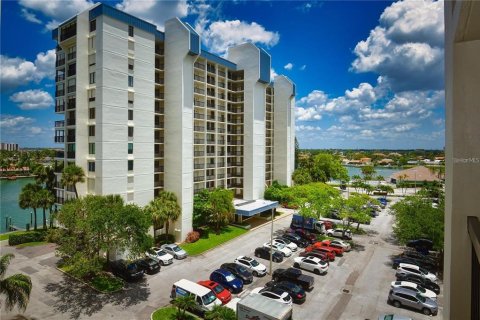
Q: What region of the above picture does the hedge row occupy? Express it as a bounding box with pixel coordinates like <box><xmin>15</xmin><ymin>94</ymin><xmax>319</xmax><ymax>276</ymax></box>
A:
<box><xmin>8</xmin><ymin>231</ymin><xmax>46</xmax><ymax>246</ymax></box>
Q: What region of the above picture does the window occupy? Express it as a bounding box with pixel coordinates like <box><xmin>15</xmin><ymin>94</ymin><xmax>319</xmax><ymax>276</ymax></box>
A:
<box><xmin>128</xmin><ymin>126</ymin><xmax>134</xmax><ymax>137</ymax></box>
<box><xmin>67</xmin><ymin>46</ymin><xmax>76</xmax><ymax>60</ymax></box>
<box><xmin>67</xmin><ymin>78</ymin><xmax>76</xmax><ymax>93</ymax></box>
<box><xmin>88</xmin><ymin>89</ymin><xmax>96</xmax><ymax>102</ymax></box>
<box><xmin>88</xmin><ymin>125</ymin><xmax>95</xmax><ymax>137</ymax></box>
<box><xmin>88</xmin><ymin>36</ymin><xmax>96</xmax><ymax>50</ymax></box>
<box><xmin>89</xmin><ymin>143</ymin><xmax>95</xmax><ymax>155</ymax></box>
<box><xmin>128</xmin><ymin>160</ymin><xmax>134</xmax><ymax>171</ymax></box>
<box><xmin>89</xmin><ymin>19</ymin><xmax>96</xmax><ymax>32</ymax></box>
<box><xmin>88</xmin><ymin>54</ymin><xmax>95</xmax><ymax>66</ymax></box>
<box><xmin>128</xmin><ymin>110</ymin><xmax>133</xmax><ymax>121</ymax></box>
<box><xmin>88</xmin><ymin>161</ymin><xmax>95</xmax><ymax>172</ymax></box>
<box><xmin>89</xmin><ymin>108</ymin><xmax>95</xmax><ymax>119</ymax></box>
<box><xmin>128</xmin><ymin>25</ymin><xmax>134</xmax><ymax>37</ymax></box>
<box><xmin>128</xmin><ymin>76</ymin><xmax>134</xmax><ymax>87</ymax></box>
<box><xmin>128</xmin><ymin>58</ymin><xmax>134</xmax><ymax>71</ymax></box>
<box><xmin>89</xmin><ymin>72</ymin><xmax>95</xmax><ymax>84</ymax></box>
<box><xmin>128</xmin><ymin>143</ymin><xmax>133</xmax><ymax>154</ymax></box>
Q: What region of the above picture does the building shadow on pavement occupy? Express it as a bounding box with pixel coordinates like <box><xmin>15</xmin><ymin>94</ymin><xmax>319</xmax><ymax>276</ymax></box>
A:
<box><xmin>44</xmin><ymin>274</ymin><xmax>150</xmax><ymax>319</ymax></box>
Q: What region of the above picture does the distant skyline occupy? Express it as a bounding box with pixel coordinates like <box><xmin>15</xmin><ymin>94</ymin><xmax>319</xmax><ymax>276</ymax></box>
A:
<box><xmin>0</xmin><ymin>0</ymin><xmax>445</xmax><ymax>149</ymax></box>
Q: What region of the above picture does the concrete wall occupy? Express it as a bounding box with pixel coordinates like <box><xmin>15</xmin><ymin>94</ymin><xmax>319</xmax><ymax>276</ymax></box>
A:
<box><xmin>96</xmin><ymin>15</ymin><xmax>154</xmax><ymax>206</ymax></box>
<box><xmin>444</xmin><ymin>1</ymin><xmax>480</xmax><ymax>319</ymax></box>
<box><xmin>164</xmin><ymin>18</ymin><xmax>195</xmax><ymax>241</ymax></box>
<box><xmin>273</xmin><ymin>76</ymin><xmax>295</xmax><ymax>186</ymax></box>
<box><xmin>228</xmin><ymin>43</ymin><xmax>267</xmax><ymax>200</ymax></box>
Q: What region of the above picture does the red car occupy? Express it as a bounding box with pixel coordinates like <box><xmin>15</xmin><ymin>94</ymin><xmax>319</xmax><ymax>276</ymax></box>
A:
<box><xmin>299</xmin><ymin>250</ymin><xmax>329</xmax><ymax>264</ymax></box>
<box><xmin>197</xmin><ymin>280</ymin><xmax>231</xmax><ymax>304</ymax></box>
<box><xmin>288</xmin><ymin>228</ymin><xmax>317</xmax><ymax>244</ymax></box>
<box><xmin>306</xmin><ymin>245</ymin><xmax>335</xmax><ymax>261</ymax></box>
<box><xmin>314</xmin><ymin>241</ymin><xmax>344</xmax><ymax>256</ymax></box>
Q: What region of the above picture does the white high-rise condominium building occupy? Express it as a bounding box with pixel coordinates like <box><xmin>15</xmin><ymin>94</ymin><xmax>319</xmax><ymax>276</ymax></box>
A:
<box><xmin>53</xmin><ymin>3</ymin><xmax>295</xmax><ymax>241</ymax></box>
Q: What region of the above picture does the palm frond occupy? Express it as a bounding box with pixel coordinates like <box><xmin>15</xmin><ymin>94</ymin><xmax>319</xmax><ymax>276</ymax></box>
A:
<box><xmin>0</xmin><ymin>254</ymin><xmax>14</xmax><ymax>278</ymax></box>
<box><xmin>0</xmin><ymin>273</ymin><xmax>32</xmax><ymax>311</ymax></box>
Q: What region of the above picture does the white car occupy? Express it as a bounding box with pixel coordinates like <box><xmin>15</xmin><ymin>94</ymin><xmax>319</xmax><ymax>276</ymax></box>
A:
<box><xmin>390</xmin><ymin>281</ymin><xmax>437</xmax><ymax>300</ymax></box>
<box><xmin>293</xmin><ymin>256</ymin><xmax>329</xmax><ymax>275</ymax></box>
<box><xmin>273</xmin><ymin>238</ymin><xmax>298</xmax><ymax>252</ymax></box>
<box><xmin>328</xmin><ymin>239</ymin><xmax>351</xmax><ymax>252</ymax></box>
<box><xmin>234</xmin><ymin>256</ymin><xmax>267</xmax><ymax>277</ymax></box>
<box><xmin>263</xmin><ymin>242</ymin><xmax>292</xmax><ymax>257</ymax></box>
<box><xmin>251</xmin><ymin>287</ymin><xmax>292</xmax><ymax>306</ymax></box>
<box><xmin>145</xmin><ymin>247</ymin><xmax>174</xmax><ymax>265</ymax></box>
<box><xmin>396</xmin><ymin>263</ymin><xmax>437</xmax><ymax>282</ymax></box>
<box><xmin>326</xmin><ymin>228</ymin><xmax>352</xmax><ymax>240</ymax></box>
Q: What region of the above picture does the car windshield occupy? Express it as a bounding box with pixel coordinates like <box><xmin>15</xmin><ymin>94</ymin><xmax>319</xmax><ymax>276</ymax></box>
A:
<box><xmin>126</xmin><ymin>263</ymin><xmax>138</xmax><ymax>273</ymax></box>
<box><xmin>250</xmin><ymin>259</ymin><xmax>259</xmax><ymax>267</ymax></box>
<box><xmin>417</xmin><ymin>286</ymin><xmax>426</xmax><ymax>293</ymax></box>
<box><xmin>277</xmin><ymin>243</ymin><xmax>285</xmax><ymax>249</ymax></box>
<box><xmin>157</xmin><ymin>250</ymin><xmax>167</xmax><ymax>256</ymax></box>
<box><xmin>416</xmin><ymin>293</ymin><xmax>426</xmax><ymax>303</ymax></box>
<box><xmin>285</xmin><ymin>283</ymin><xmax>301</xmax><ymax>293</ymax></box>
<box><xmin>172</xmin><ymin>246</ymin><xmax>182</xmax><ymax>252</ymax></box>
<box><xmin>225</xmin><ymin>274</ymin><xmax>236</xmax><ymax>282</ymax></box>
<box><xmin>202</xmin><ymin>291</ymin><xmax>217</xmax><ymax>305</ymax></box>
<box><xmin>419</xmin><ymin>267</ymin><xmax>428</xmax><ymax>274</ymax></box>
<box><xmin>213</xmin><ymin>284</ymin><xmax>224</xmax><ymax>294</ymax></box>
<box><xmin>282</xmin><ymin>294</ymin><xmax>290</xmax><ymax>302</ymax></box>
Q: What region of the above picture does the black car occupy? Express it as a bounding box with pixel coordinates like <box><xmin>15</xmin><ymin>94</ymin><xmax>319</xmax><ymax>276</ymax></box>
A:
<box><xmin>282</xmin><ymin>233</ymin><xmax>309</xmax><ymax>248</ymax></box>
<box><xmin>254</xmin><ymin>247</ymin><xmax>284</xmax><ymax>262</ymax></box>
<box><xmin>407</xmin><ymin>239</ymin><xmax>434</xmax><ymax>251</ymax></box>
<box><xmin>272</xmin><ymin>268</ymin><xmax>314</xmax><ymax>291</ymax></box>
<box><xmin>265</xmin><ymin>280</ymin><xmax>306</xmax><ymax>304</ymax></box>
<box><xmin>392</xmin><ymin>255</ymin><xmax>437</xmax><ymax>272</ymax></box>
<box><xmin>396</xmin><ymin>273</ymin><xmax>440</xmax><ymax>295</ymax></box>
<box><xmin>220</xmin><ymin>263</ymin><xmax>253</xmax><ymax>284</ymax></box>
<box><xmin>135</xmin><ymin>257</ymin><xmax>161</xmax><ymax>274</ymax></box>
<box><xmin>110</xmin><ymin>260</ymin><xmax>144</xmax><ymax>282</ymax></box>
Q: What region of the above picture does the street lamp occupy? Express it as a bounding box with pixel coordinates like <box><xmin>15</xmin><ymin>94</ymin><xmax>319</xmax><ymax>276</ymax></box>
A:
<box><xmin>269</xmin><ymin>208</ymin><xmax>274</xmax><ymax>276</ymax></box>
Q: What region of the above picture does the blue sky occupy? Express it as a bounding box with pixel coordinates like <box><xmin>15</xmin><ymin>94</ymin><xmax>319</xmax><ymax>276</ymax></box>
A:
<box><xmin>0</xmin><ymin>0</ymin><xmax>445</xmax><ymax>149</ymax></box>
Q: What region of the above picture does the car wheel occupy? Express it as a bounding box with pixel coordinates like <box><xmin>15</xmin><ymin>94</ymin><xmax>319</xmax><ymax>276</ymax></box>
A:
<box><xmin>255</xmin><ymin>253</ymin><xmax>260</xmax><ymax>258</ymax></box>
<box><xmin>314</xmin><ymin>269</ymin><xmax>320</xmax><ymax>275</ymax></box>
<box><xmin>423</xmin><ymin>308</ymin><xmax>431</xmax><ymax>315</ymax></box>
<box><xmin>274</xmin><ymin>276</ymin><xmax>279</xmax><ymax>282</ymax></box>
<box><xmin>393</xmin><ymin>301</ymin><xmax>401</xmax><ymax>308</ymax></box>
<box><xmin>253</xmin><ymin>271</ymin><xmax>258</xmax><ymax>277</ymax></box>
<box><xmin>282</xmin><ymin>252</ymin><xmax>287</xmax><ymax>257</ymax></box>
<box><xmin>293</xmin><ymin>263</ymin><xmax>300</xmax><ymax>268</ymax></box>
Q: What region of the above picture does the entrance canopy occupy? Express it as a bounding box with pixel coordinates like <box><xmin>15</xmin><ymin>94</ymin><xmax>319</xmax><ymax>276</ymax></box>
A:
<box><xmin>233</xmin><ymin>199</ymin><xmax>279</xmax><ymax>217</ymax></box>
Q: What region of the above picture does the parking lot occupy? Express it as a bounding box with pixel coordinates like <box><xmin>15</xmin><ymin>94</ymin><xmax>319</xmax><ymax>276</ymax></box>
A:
<box><xmin>1</xmin><ymin>199</ymin><xmax>443</xmax><ymax>320</ymax></box>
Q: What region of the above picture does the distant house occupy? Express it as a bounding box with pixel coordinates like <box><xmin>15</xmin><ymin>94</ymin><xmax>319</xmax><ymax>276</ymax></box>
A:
<box><xmin>347</xmin><ymin>159</ymin><xmax>362</xmax><ymax>165</ymax></box>
<box><xmin>407</xmin><ymin>160</ymin><xmax>419</xmax><ymax>165</ymax></box>
<box><xmin>378</xmin><ymin>158</ymin><xmax>394</xmax><ymax>165</ymax></box>
<box><xmin>360</xmin><ymin>157</ymin><xmax>372</xmax><ymax>164</ymax></box>
<box><xmin>388</xmin><ymin>152</ymin><xmax>402</xmax><ymax>158</ymax></box>
<box><xmin>390</xmin><ymin>166</ymin><xmax>441</xmax><ymax>184</ymax></box>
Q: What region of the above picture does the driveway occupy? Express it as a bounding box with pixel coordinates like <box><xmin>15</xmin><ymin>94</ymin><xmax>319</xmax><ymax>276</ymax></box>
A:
<box><xmin>1</xmin><ymin>201</ymin><xmax>443</xmax><ymax>320</ymax></box>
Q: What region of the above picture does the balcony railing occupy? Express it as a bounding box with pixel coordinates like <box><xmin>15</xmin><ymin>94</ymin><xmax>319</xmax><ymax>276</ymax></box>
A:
<box><xmin>154</xmin><ymin>166</ymin><xmax>164</xmax><ymax>172</ymax></box>
<box><xmin>194</xmin><ymin>100</ymin><xmax>205</xmax><ymax>107</ymax></box>
<box><xmin>194</xmin><ymin>75</ymin><xmax>205</xmax><ymax>82</ymax></box>
<box><xmin>194</xmin><ymin>151</ymin><xmax>204</xmax><ymax>157</ymax></box>
<box><xmin>55</xmin><ymin>90</ymin><xmax>64</xmax><ymax>97</ymax></box>
<box><xmin>468</xmin><ymin>216</ymin><xmax>480</xmax><ymax>320</ymax></box>
<box><xmin>66</xmin><ymin>151</ymin><xmax>75</xmax><ymax>159</ymax></box>
<box><xmin>155</xmin><ymin>92</ymin><xmax>164</xmax><ymax>99</ymax></box>
<box><xmin>54</xmin><ymin>136</ymin><xmax>64</xmax><ymax>143</ymax></box>
<box><xmin>194</xmin><ymin>164</ymin><xmax>204</xmax><ymax>169</ymax></box>
<box><xmin>194</xmin><ymin>139</ymin><xmax>205</xmax><ymax>144</ymax></box>
<box><xmin>218</xmin><ymin>71</ymin><xmax>226</xmax><ymax>77</ymax></box>
<box><xmin>155</xmin><ymin>77</ymin><xmax>164</xmax><ymax>85</ymax></box>
<box><xmin>55</xmin><ymin>104</ymin><xmax>65</xmax><ymax>112</ymax></box>
<box><xmin>66</xmin><ymin>118</ymin><xmax>76</xmax><ymax>126</ymax></box>
<box><xmin>194</xmin><ymin>62</ymin><xmax>205</xmax><ymax>69</ymax></box>
<box><xmin>154</xmin><ymin>181</ymin><xmax>164</xmax><ymax>187</ymax></box>
<box><xmin>194</xmin><ymin>126</ymin><xmax>205</xmax><ymax>132</ymax></box>
<box><xmin>67</xmin><ymin>85</ymin><xmax>76</xmax><ymax>93</ymax></box>
<box><xmin>206</xmin><ymin>164</ymin><xmax>215</xmax><ymax>168</ymax></box>
<box><xmin>67</xmin><ymin>100</ymin><xmax>76</xmax><ymax>110</ymax></box>
<box><xmin>194</xmin><ymin>88</ymin><xmax>205</xmax><ymax>94</ymax></box>
<box><xmin>56</xmin><ymin>151</ymin><xmax>64</xmax><ymax>158</ymax></box>
<box><xmin>206</xmin><ymin>175</ymin><xmax>215</xmax><ymax>180</ymax></box>
<box><xmin>155</xmin><ymin>63</ymin><xmax>164</xmax><ymax>70</ymax></box>
<box><xmin>194</xmin><ymin>113</ymin><xmax>205</xmax><ymax>119</ymax></box>
<box><xmin>56</xmin><ymin>59</ymin><xmax>65</xmax><ymax>67</ymax></box>
<box><xmin>155</xmin><ymin>151</ymin><xmax>164</xmax><ymax>158</ymax></box>
<box><xmin>66</xmin><ymin>135</ymin><xmax>75</xmax><ymax>143</ymax></box>
<box><xmin>55</xmin><ymin>120</ymin><xmax>65</xmax><ymax>128</ymax></box>
<box><xmin>155</xmin><ymin>137</ymin><xmax>164</xmax><ymax>143</ymax></box>
<box><xmin>194</xmin><ymin>176</ymin><xmax>204</xmax><ymax>182</ymax></box>
<box><xmin>155</xmin><ymin>122</ymin><xmax>165</xmax><ymax>129</ymax></box>
<box><xmin>217</xmin><ymin>163</ymin><xmax>225</xmax><ymax>168</ymax></box>
<box><xmin>60</xmin><ymin>23</ymin><xmax>76</xmax><ymax>42</ymax></box>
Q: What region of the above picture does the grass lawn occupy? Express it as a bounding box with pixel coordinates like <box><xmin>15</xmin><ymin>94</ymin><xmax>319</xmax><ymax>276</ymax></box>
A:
<box><xmin>16</xmin><ymin>241</ymin><xmax>48</xmax><ymax>248</ymax></box>
<box><xmin>151</xmin><ymin>306</ymin><xmax>200</xmax><ymax>320</ymax></box>
<box><xmin>0</xmin><ymin>231</ymin><xmax>29</xmax><ymax>241</ymax></box>
<box><xmin>180</xmin><ymin>226</ymin><xmax>247</xmax><ymax>256</ymax></box>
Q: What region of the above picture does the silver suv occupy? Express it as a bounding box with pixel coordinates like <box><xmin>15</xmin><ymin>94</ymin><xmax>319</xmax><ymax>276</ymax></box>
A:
<box><xmin>388</xmin><ymin>287</ymin><xmax>438</xmax><ymax>316</ymax></box>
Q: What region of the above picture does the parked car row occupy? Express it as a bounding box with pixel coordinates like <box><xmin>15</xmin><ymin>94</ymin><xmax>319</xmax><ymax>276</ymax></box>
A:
<box><xmin>387</xmin><ymin>261</ymin><xmax>441</xmax><ymax>316</ymax></box>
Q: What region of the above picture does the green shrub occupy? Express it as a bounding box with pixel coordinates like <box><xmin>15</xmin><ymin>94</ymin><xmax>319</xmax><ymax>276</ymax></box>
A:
<box><xmin>45</xmin><ymin>228</ymin><xmax>66</xmax><ymax>244</ymax></box>
<box><xmin>8</xmin><ymin>231</ymin><xmax>46</xmax><ymax>246</ymax></box>
<box><xmin>156</xmin><ymin>234</ymin><xmax>175</xmax><ymax>245</ymax></box>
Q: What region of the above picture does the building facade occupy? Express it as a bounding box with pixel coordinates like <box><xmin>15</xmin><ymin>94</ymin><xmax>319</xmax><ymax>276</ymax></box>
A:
<box><xmin>0</xmin><ymin>143</ymin><xmax>19</xmax><ymax>151</ymax></box>
<box><xmin>444</xmin><ymin>1</ymin><xmax>480</xmax><ymax>319</ymax></box>
<box><xmin>52</xmin><ymin>3</ymin><xmax>295</xmax><ymax>241</ymax></box>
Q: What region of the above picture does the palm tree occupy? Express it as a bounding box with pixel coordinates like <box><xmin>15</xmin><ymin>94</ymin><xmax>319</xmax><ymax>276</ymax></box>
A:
<box><xmin>205</xmin><ymin>305</ymin><xmax>236</xmax><ymax>320</ymax></box>
<box><xmin>172</xmin><ymin>295</ymin><xmax>196</xmax><ymax>320</ymax></box>
<box><xmin>19</xmin><ymin>184</ymin><xmax>41</xmax><ymax>230</ymax></box>
<box><xmin>208</xmin><ymin>189</ymin><xmax>235</xmax><ymax>234</ymax></box>
<box><xmin>37</xmin><ymin>189</ymin><xmax>56</xmax><ymax>230</ymax></box>
<box><xmin>0</xmin><ymin>254</ymin><xmax>32</xmax><ymax>312</ymax></box>
<box><xmin>60</xmin><ymin>164</ymin><xmax>85</xmax><ymax>199</ymax></box>
<box><xmin>146</xmin><ymin>191</ymin><xmax>181</xmax><ymax>238</ymax></box>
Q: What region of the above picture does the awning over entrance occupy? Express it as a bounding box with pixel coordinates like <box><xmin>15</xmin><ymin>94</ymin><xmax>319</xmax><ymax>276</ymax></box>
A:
<box><xmin>234</xmin><ymin>199</ymin><xmax>279</xmax><ymax>217</ymax></box>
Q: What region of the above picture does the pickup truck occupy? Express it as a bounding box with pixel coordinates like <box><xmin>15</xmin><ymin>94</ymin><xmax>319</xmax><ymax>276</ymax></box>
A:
<box><xmin>312</xmin><ymin>241</ymin><xmax>344</xmax><ymax>256</ymax></box>
<box><xmin>272</xmin><ymin>268</ymin><xmax>314</xmax><ymax>291</ymax></box>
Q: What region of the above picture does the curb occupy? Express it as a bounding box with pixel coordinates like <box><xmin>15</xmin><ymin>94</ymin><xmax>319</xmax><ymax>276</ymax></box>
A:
<box><xmin>186</xmin><ymin>211</ymin><xmax>294</xmax><ymax>257</ymax></box>
<box><xmin>56</xmin><ymin>267</ymin><xmax>124</xmax><ymax>294</ymax></box>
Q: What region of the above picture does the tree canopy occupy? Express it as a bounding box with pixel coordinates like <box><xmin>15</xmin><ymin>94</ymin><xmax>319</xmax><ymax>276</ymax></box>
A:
<box><xmin>146</xmin><ymin>191</ymin><xmax>181</xmax><ymax>237</ymax></box>
<box><xmin>60</xmin><ymin>164</ymin><xmax>85</xmax><ymax>199</ymax></box>
<box><xmin>0</xmin><ymin>254</ymin><xmax>32</xmax><ymax>312</ymax></box>
<box><xmin>294</xmin><ymin>153</ymin><xmax>348</xmax><ymax>183</ymax></box>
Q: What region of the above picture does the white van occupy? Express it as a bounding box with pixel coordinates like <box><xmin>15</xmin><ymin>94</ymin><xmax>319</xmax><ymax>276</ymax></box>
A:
<box><xmin>170</xmin><ymin>279</ymin><xmax>221</xmax><ymax>314</ymax></box>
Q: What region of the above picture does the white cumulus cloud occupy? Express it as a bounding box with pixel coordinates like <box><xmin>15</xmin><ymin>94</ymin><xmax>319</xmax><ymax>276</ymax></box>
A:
<box><xmin>0</xmin><ymin>50</ymin><xmax>56</xmax><ymax>91</ymax></box>
<box><xmin>284</xmin><ymin>63</ymin><xmax>293</xmax><ymax>70</ymax></box>
<box><xmin>19</xmin><ymin>0</ymin><xmax>94</xmax><ymax>29</ymax></box>
<box><xmin>351</xmin><ymin>0</ymin><xmax>444</xmax><ymax>92</ymax></box>
<box><xmin>201</xmin><ymin>20</ymin><xmax>279</xmax><ymax>55</ymax></box>
<box><xmin>116</xmin><ymin>0</ymin><xmax>189</xmax><ymax>30</ymax></box>
<box><xmin>21</xmin><ymin>8</ymin><xmax>42</xmax><ymax>24</ymax></box>
<box><xmin>10</xmin><ymin>89</ymin><xmax>54</xmax><ymax>110</ymax></box>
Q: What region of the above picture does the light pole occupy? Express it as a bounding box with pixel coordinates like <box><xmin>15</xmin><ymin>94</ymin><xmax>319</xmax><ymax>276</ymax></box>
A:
<box><xmin>269</xmin><ymin>208</ymin><xmax>274</xmax><ymax>276</ymax></box>
<box><xmin>414</xmin><ymin>170</ymin><xmax>417</xmax><ymax>194</ymax></box>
